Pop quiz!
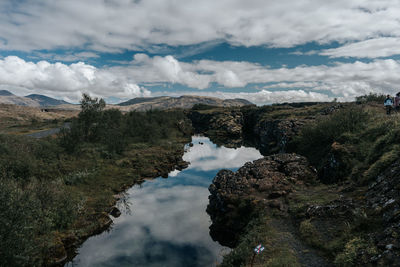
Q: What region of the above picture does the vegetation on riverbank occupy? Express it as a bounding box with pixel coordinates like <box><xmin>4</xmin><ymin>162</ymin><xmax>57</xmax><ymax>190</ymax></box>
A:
<box><xmin>200</xmin><ymin>97</ymin><xmax>400</xmax><ymax>266</ymax></box>
<box><xmin>0</xmin><ymin>94</ymin><xmax>192</xmax><ymax>266</ymax></box>
<box><xmin>2</xmin><ymin>92</ymin><xmax>398</xmax><ymax>266</ymax></box>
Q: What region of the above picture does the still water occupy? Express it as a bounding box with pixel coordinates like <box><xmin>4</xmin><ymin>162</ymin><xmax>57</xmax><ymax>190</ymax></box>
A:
<box><xmin>67</xmin><ymin>136</ymin><xmax>262</xmax><ymax>267</ymax></box>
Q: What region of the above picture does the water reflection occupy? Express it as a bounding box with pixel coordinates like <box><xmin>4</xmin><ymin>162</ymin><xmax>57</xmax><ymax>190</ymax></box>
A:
<box><xmin>67</xmin><ymin>136</ymin><xmax>262</xmax><ymax>267</ymax></box>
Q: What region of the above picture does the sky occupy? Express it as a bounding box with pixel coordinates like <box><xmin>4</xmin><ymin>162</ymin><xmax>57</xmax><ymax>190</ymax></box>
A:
<box><xmin>0</xmin><ymin>0</ymin><xmax>400</xmax><ymax>104</ymax></box>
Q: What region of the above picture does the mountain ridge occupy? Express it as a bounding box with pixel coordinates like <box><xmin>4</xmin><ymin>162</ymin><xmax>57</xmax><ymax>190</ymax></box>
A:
<box><xmin>25</xmin><ymin>94</ymin><xmax>70</xmax><ymax>106</ymax></box>
<box><xmin>117</xmin><ymin>95</ymin><xmax>253</xmax><ymax>111</ymax></box>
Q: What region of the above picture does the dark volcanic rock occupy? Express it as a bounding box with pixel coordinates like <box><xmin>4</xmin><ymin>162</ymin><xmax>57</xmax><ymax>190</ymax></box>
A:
<box><xmin>365</xmin><ymin>160</ymin><xmax>400</xmax><ymax>266</ymax></box>
<box><xmin>188</xmin><ymin>109</ymin><xmax>244</xmax><ymax>138</ymax></box>
<box><xmin>254</xmin><ymin>119</ymin><xmax>308</xmax><ymax>154</ymax></box>
<box><xmin>207</xmin><ymin>153</ymin><xmax>317</xmax><ymax>247</ymax></box>
<box><xmin>109</xmin><ymin>206</ymin><xmax>121</xmax><ymax>218</ymax></box>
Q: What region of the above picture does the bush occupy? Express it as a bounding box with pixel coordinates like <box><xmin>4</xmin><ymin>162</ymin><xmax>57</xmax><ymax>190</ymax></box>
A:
<box><xmin>59</xmin><ymin>94</ymin><xmax>190</xmax><ymax>154</ymax></box>
<box><xmin>299</xmin><ymin>219</ymin><xmax>323</xmax><ymax>248</ymax></box>
<box><xmin>0</xmin><ymin>178</ymin><xmax>80</xmax><ymax>266</ymax></box>
<box><xmin>334</xmin><ymin>237</ymin><xmax>377</xmax><ymax>267</ymax></box>
<box><xmin>355</xmin><ymin>93</ymin><xmax>386</xmax><ymax>104</ymax></box>
<box><xmin>292</xmin><ymin>106</ymin><xmax>369</xmax><ymax>170</ymax></box>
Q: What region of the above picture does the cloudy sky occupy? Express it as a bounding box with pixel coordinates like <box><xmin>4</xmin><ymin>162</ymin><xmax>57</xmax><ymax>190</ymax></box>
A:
<box><xmin>1</xmin><ymin>0</ymin><xmax>400</xmax><ymax>104</ymax></box>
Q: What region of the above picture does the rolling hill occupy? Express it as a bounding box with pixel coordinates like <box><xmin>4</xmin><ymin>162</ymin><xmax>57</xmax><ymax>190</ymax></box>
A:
<box><xmin>25</xmin><ymin>94</ymin><xmax>70</xmax><ymax>106</ymax></box>
<box><xmin>0</xmin><ymin>91</ymin><xmax>70</xmax><ymax>107</ymax></box>
<box><xmin>117</xmin><ymin>95</ymin><xmax>253</xmax><ymax>111</ymax></box>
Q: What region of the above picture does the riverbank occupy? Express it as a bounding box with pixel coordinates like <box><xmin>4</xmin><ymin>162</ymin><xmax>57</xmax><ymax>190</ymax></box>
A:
<box><xmin>66</xmin><ymin>136</ymin><xmax>263</xmax><ymax>266</ymax></box>
<box><xmin>190</xmin><ymin>101</ymin><xmax>400</xmax><ymax>266</ymax></box>
<box><xmin>0</xmin><ymin>104</ymin><xmax>193</xmax><ymax>266</ymax></box>
<box><xmin>60</xmin><ymin>138</ymin><xmax>191</xmax><ymax>265</ymax></box>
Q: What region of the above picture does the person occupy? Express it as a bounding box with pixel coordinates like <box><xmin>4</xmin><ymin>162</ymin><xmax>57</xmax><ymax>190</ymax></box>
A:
<box><xmin>395</xmin><ymin>92</ymin><xmax>400</xmax><ymax>112</ymax></box>
<box><xmin>384</xmin><ymin>94</ymin><xmax>394</xmax><ymax>115</ymax></box>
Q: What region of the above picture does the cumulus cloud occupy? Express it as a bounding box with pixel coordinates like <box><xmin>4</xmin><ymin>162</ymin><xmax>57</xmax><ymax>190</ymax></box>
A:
<box><xmin>0</xmin><ymin>0</ymin><xmax>400</xmax><ymax>53</ymax></box>
<box><xmin>0</xmin><ymin>56</ymin><xmax>150</xmax><ymax>102</ymax></box>
<box><xmin>1</xmin><ymin>54</ymin><xmax>400</xmax><ymax>104</ymax></box>
<box><xmin>320</xmin><ymin>37</ymin><xmax>400</xmax><ymax>58</ymax></box>
<box><xmin>126</xmin><ymin>54</ymin><xmax>400</xmax><ymax>102</ymax></box>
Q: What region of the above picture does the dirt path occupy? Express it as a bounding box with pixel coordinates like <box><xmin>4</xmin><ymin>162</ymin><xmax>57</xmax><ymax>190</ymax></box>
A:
<box><xmin>270</xmin><ymin>219</ymin><xmax>333</xmax><ymax>267</ymax></box>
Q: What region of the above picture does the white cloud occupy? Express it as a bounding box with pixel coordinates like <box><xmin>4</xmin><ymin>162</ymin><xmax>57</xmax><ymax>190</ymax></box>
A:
<box><xmin>1</xmin><ymin>54</ymin><xmax>400</xmax><ymax>104</ymax></box>
<box><xmin>126</xmin><ymin>54</ymin><xmax>400</xmax><ymax>101</ymax></box>
<box><xmin>321</xmin><ymin>37</ymin><xmax>400</xmax><ymax>58</ymax></box>
<box><xmin>0</xmin><ymin>0</ymin><xmax>400</xmax><ymax>52</ymax></box>
<box><xmin>0</xmin><ymin>56</ymin><xmax>150</xmax><ymax>102</ymax></box>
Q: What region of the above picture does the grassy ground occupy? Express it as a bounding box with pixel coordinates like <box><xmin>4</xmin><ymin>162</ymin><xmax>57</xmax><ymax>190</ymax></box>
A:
<box><xmin>0</xmin><ymin>104</ymin><xmax>78</xmax><ymax>135</ymax></box>
<box><xmin>0</xmin><ymin>104</ymin><xmax>192</xmax><ymax>266</ymax></box>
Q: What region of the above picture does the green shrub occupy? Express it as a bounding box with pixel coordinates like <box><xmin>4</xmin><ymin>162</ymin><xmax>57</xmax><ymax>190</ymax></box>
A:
<box><xmin>355</xmin><ymin>93</ymin><xmax>386</xmax><ymax>104</ymax></box>
<box><xmin>334</xmin><ymin>237</ymin><xmax>377</xmax><ymax>267</ymax></box>
<box><xmin>59</xmin><ymin>94</ymin><xmax>190</xmax><ymax>154</ymax></box>
<box><xmin>363</xmin><ymin>146</ymin><xmax>400</xmax><ymax>184</ymax></box>
<box><xmin>299</xmin><ymin>219</ymin><xmax>323</xmax><ymax>248</ymax></box>
<box><xmin>0</xmin><ymin>177</ymin><xmax>80</xmax><ymax>266</ymax></box>
<box><xmin>293</xmin><ymin>106</ymin><xmax>369</xmax><ymax>170</ymax></box>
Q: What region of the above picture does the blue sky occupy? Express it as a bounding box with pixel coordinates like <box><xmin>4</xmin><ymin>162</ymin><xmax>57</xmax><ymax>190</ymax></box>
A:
<box><xmin>0</xmin><ymin>0</ymin><xmax>400</xmax><ymax>104</ymax></box>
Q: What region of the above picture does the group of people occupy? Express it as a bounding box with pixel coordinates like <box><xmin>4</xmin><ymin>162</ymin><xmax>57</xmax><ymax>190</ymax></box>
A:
<box><xmin>384</xmin><ymin>93</ymin><xmax>400</xmax><ymax>115</ymax></box>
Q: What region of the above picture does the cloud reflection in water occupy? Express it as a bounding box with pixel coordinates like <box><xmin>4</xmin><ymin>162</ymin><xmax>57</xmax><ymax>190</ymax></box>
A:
<box><xmin>67</xmin><ymin>136</ymin><xmax>262</xmax><ymax>267</ymax></box>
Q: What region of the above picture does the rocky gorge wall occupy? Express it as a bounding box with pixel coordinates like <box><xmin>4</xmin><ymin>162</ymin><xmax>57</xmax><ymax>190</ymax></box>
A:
<box><xmin>206</xmin><ymin>153</ymin><xmax>317</xmax><ymax>248</ymax></box>
<box><xmin>187</xmin><ymin>103</ymin><xmax>338</xmax><ymax>154</ymax></box>
<box><xmin>187</xmin><ymin>103</ymin><xmax>400</xmax><ymax>266</ymax></box>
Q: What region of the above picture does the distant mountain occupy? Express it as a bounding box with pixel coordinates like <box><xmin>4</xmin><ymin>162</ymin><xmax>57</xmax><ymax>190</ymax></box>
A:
<box><xmin>0</xmin><ymin>95</ymin><xmax>40</xmax><ymax>106</ymax></box>
<box><xmin>0</xmin><ymin>90</ymin><xmax>14</xmax><ymax>96</ymax></box>
<box><xmin>117</xmin><ymin>95</ymin><xmax>253</xmax><ymax>111</ymax></box>
<box><xmin>0</xmin><ymin>92</ymin><xmax>70</xmax><ymax>107</ymax></box>
<box><xmin>118</xmin><ymin>96</ymin><xmax>170</xmax><ymax>106</ymax></box>
<box><xmin>25</xmin><ymin>94</ymin><xmax>70</xmax><ymax>106</ymax></box>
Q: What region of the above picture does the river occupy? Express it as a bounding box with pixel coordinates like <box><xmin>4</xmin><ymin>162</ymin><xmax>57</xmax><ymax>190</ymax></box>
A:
<box><xmin>66</xmin><ymin>136</ymin><xmax>263</xmax><ymax>267</ymax></box>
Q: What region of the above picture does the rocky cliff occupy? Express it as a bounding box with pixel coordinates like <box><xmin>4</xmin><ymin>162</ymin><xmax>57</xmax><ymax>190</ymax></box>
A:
<box><xmin>207</xmin><ymin>153</ymin><xmax>317</xmax><ymax>247</ymax></box>
<box><xmin>188</xmin><ymin>103</ymin><xmax>335</xmax><ymax>153</ymax></box>
<box><xmin>201</xmin><ymin>102</ymin><xmax>400</xmax><ymax>266</ymax></box>
<box><xmin>365</xmin><ymin>160</ymin><xmax>400</xmax><ymax>265</ymax></box>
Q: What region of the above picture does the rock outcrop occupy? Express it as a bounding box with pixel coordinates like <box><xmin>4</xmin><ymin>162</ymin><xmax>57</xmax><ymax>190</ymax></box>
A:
<box><xmin>254</xmin><ymin>119</ymin><xmax>308</xmax><ymax>154</ymax></box>
<box><xmin>207</xmin><ymin>153</ymin><xmax>317</xmax><ymax>247</ymax></box>
<box><xmin>365</xmin><ymin>160</ymin><xmax>400</xmax><ymax>266</ymax></box>
<box><xmin>188</xmin><ymin>109</ymin><xmax>244</xmax><ymax>138</ymax></box>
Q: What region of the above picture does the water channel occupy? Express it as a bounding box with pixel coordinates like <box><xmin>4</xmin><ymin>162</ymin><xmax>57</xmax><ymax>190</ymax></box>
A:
<box><xmin>66</xmin><ymin>136</ymin><xmax>263</xmax><ymax>267</ymax></box>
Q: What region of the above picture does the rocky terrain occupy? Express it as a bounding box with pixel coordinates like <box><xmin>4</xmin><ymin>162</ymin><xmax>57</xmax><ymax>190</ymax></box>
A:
<box><xmin>188</xmin><ymin>101</ymin><xmax>400</xmax><ymax>266</ymax></box>
<box><xmin>207</xmin><ymin>153</ymin><xmax>317</xmax><ymax>247</ymax></box>
<box><xmin>188</xmin><ymin>102</ymin><xmax>339</xmax><ymax>153</ymax></box>
<box><xmin>365</xmin><ymin>160</ymin><xmax>400</xmax><ymax>266</ymax></box>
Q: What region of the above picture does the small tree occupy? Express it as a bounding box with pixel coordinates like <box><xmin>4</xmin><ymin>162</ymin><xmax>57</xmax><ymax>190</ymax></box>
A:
<box><xmin>78</xmin><ymin>93</ymin><xmax>106</xmax><ymax>141</ymax></box>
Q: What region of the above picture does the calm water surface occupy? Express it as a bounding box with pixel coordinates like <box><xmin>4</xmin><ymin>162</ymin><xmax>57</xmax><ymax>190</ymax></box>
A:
<box><xmin>66</xmin><ymin>136</ymin><xmax>262</xmax><ymax>267</ymax></box>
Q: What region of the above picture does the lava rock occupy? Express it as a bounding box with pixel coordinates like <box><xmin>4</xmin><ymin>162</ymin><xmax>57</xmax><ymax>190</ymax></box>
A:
<box><xmin>207</xmin><ymin>153</ymin><xmax>317</xmax><ymax>247</ymax></box>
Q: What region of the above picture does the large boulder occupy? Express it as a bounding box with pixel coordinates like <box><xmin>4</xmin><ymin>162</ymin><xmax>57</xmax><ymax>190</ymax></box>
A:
<box><xmin>207</xmin><ymin>153</ymin><xmax>317</xmax><ymax>247</ymax></box>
